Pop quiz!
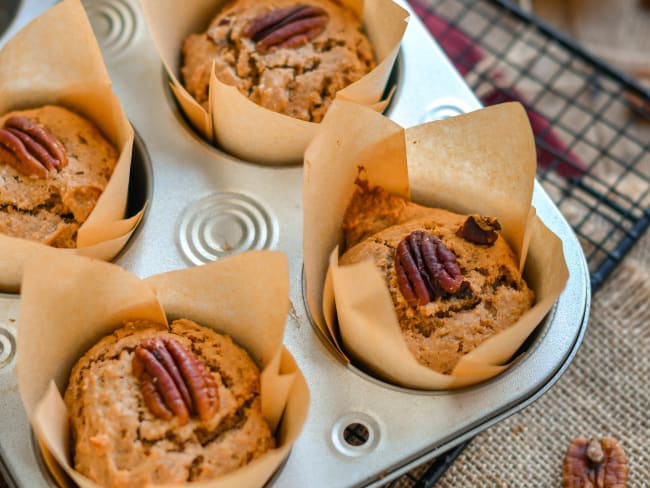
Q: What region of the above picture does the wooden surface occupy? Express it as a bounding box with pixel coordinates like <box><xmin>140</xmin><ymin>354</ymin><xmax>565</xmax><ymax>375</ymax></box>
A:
<box><xmin>531</xmin><ymin>0</ymin><xmax>650</xmax><ymax>81</ymax></box>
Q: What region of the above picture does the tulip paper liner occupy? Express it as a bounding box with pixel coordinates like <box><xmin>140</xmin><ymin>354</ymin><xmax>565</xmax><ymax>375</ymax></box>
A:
<box><xmin>141</xmin><ymin>0</ymin><xmax>408</xmax><ymax>164</ymax></box>
<box><xmin>303</xmin><ymin>100</ymin><xmax>569</xmax><ymax>389</ymax></box>
<box><xmin>0</xmin><ymin>0</ymin><xmax>145</xmax><ymax>292</ymax></box>
<box><xmin>17</xmin><ymin>251</ymin><xmax>309</xmax><ymax>488</ymax></box>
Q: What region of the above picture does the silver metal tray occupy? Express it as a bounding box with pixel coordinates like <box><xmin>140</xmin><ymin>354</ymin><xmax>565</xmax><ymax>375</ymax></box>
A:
<box><xmin>0</xmin><ymin>0</ymin><xmax>590</xmax><ymax>486</ymax></box>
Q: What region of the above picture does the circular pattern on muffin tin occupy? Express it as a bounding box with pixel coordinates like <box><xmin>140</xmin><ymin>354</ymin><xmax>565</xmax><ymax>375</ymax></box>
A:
<box><xmin>82</xmin><ymin>0</ymin><xmax>137</xmax><ymax>58</ymax></box>
<box><xmin>0</xmin><ymin>327</ymin><xmax>16</xmax><ymax>369</ymax></box>
<box><xmin>421</xmin><ymin>99</ymin><xmax>473</xmax><ymax>123</ymax></box>
<box><xmin>177</xmin><ymin>192</ymin><xmax>278</xmax><ymax>265</ymax></box>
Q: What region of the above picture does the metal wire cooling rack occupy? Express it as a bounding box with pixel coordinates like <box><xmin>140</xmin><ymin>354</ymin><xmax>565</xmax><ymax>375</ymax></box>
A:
<box><xmin>384</xmin><ymin>0</ymin><xmax>650</xmax><ymax>485</ymax></box>
<box><xmin>409</xmin><ymin>0</ymin><xmax>650</xmax><ymax>292</ymax></box>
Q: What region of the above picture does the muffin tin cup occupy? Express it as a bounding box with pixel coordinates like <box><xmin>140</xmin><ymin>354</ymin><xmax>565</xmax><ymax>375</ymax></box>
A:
<box><xmin>0</xmin><ymin>126</ymin><xmax>150</xmax><ymax>296</ymax></box>
<box><xmin>17</xmin><ymin>251</ymin><xmax>309</xmax><ymax>488</ymax></box>
<box><xmin>140</xmin><ymin>0</ymin><xmax>408</xmax><ymax>164</ymax></box>
<box><xmin>0</xmin><ymin>0</ymin><xmax>147</xmax><ymax>292</ymax></box>
<box><xmin>302</xmin><ymin>100</ymin><xmax>569</xmax><ymax>390</ymax></box>
<box><xmin>0</xmin><ymin>0</ymin><xmax>589</xmax><ymax>486</ymax></box>
<box><xmin>161</xmin><ymin>52</ymin><xmax>403</xmax><ymax>168</ymax></box>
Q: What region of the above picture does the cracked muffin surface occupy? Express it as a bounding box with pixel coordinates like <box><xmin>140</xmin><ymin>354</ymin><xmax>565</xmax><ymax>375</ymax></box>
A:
<box><xmin>181</xmin><ymin>0</ymin><xmax>375</xmax><ymax>122</ymax></box>
<box><xmin>340</xmin><ymin>185</ymin><xmax>535</xmax><ymax>375</ymax></box>
<box><xmin>0</xmin><ymin>105</ymin><xmax>117</xmax><ymax>247</ymax></box>
<box><xmin>64</xmin><ymin>319</ymin><xmax>274</xmax><ymax>487</ymax></box>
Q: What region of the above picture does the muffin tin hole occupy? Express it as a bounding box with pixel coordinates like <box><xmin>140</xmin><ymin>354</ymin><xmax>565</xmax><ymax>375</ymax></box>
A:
<box><xmin>331</xmin><ymin>413</ymin><xmax>380</xmax><ymax>456</ymax></box>
<box><xmin>0</xmin><ymin>0</ymin><xmax>21</xmax><ymax>40</ymax></box>
<box><xmin>162</xmin><ymin>51</ymin><xmax>402</xmax><ymax>165</ymax></box>
<box><xmin>343</xmin><ymin>422</ymin><xmax>370</xmax><ymax>446</ymax></box>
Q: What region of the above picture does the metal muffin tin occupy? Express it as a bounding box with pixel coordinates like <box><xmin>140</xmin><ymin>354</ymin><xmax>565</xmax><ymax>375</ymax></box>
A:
<box><xmin>0</xmin><ymin>0</ymin><xmax>590</xmax><ymax>486</ymax></box>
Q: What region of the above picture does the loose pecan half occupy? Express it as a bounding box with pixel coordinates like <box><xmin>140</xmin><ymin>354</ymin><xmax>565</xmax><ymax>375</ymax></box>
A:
<box><xmin>243</xmin><ymin>4</ymin><xmax>329</xmax><ymax>54</ymax></box>
<box><xmin>0</xmin><ymin>116</ymin><xmax>67</xmax><ymax>178</ymax></box>
<box><xmin>563</xmin><ymin>436</ymin><xmax>628</xmax><ymax>488</ymax></box>
<box><xmin>132</xmin><ymin>338</ymin><xmax>219</xmax><ymax>425</ymax></box>
<box><xmin>457</xmin><ymin>215</ymin><xmax>501</xmax><ymax>246</ymax></box>
<box><xmin>395</xmin><ymin>230</ymin><xmax>466</xmax><ymax>307</ymax></box>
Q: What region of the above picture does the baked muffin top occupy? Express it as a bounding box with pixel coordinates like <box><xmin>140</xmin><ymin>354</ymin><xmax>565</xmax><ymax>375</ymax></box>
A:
<box><xmin>340</xmin><ymin>184</ymin><xmax>535</xmax><ymax>374</ymax></box>
<box><xmin>64</xmin><ymin>319</ymin><xmax>274</xmax><ymax>487</ymax></box>
<box><xmin>0</xmin><ymin>105</ymin><xmax>118</xmax><ymax>247</ymax></box>
<box><xmin>181</xmin><ymin>0</ymin><xmax>375</xmax><ymax>122</ymax></box>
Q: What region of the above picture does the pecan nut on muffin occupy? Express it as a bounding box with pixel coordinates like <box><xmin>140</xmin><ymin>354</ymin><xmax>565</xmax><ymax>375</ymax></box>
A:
<box><xmin>0</xmin><ymin>105</ymin><xmax>118</xmax><ymax>247</ymax></box>
<box><xmin>339</xmin><ymin>182</ymin><xmax>535</xmax><ymax>375</ymax></box>
<box><xmin>64</xmin><ymin>319</ymin><xmax>275</xmax><ymax>487</ymax></box>
<box><xmin>181</xmin><ymin>0</ymin><xmax>376</xmax><ymax>122</ymax></box>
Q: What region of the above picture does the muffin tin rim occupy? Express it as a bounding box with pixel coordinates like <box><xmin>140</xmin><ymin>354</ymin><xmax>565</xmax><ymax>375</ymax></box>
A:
<box><xmin>0</xmin><ymin>0</ymin><xmax>592</xmax><ymax>486</ymax></box>
<box><xmin>160</xmin><ymin>51</ymin><xmax>404</xmax><ymax>166</ymax></box>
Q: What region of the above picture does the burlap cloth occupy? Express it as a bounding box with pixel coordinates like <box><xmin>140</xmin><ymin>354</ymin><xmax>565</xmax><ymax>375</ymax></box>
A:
<box><xmin>392</xmin><ymin>230</ymin><xmax>650</xmax><ymax>486</ymax></box>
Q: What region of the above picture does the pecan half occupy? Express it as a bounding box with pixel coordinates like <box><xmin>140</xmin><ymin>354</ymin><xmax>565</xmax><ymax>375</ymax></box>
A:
<box><xmin>563</xmin><ymin>436</ymin><xmax>628</xmax><ymax>488</ymax></box>
<box><xmin>243</xmin><ymin>4</ymin><xmax>329</xmax><ymax>54</ymax></box>
<box><xmin>0</xmin><ymin>116</ymin><xmax>67</xmax><ymax>178</ymax></box>
<box><xmin>457</xmin><ymin>215</ymin><xmax>501</xmax><ymax>246</ymax></box>
<box><xmin>395</xmin><ymin>230</ymin><xmax>466</xmax><ymax>307</ymax></box>
<box><xmin>132</xmin><ymin>338</ymin><xmax>219</xmax><ymax>425</ymax></box>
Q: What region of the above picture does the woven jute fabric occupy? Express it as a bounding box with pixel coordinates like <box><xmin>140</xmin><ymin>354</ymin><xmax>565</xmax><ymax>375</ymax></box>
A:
<box><xmin>395</xmin><ymin>231</ymin><xmax>650</xmax><ymax>487</ymax></box>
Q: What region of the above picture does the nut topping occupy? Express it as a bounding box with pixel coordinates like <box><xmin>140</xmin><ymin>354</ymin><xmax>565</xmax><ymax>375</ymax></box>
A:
<box><xmin>243</xmin><ymin>4</ymin><xmax>329</xmax><ymax>54</ymax></box>
<box><xmin>0</xmin><ymin>116</ymin><xmax>67</xmax><ymax>178</ymax></box>
<box><xmin>395</xmin><ymin>230</ymin><xmax>465</xmax><ymax>307</ymax></box>
<box><xmin>0</xmin><ymin>131</ymin><xmax>47</xmax><ymax>178</ymax></box>
<box><xmin>457</xmin><ymin>215</ymin><xmax>501</xmax><ymax>246</ymax></box>
<box><xmin>563</xmin><ymin>436</ymin><xmax>629</xmax><ymax>488</ymax></box>
<box><xmin>132</xmin><ymin>338</ymin><xmax>219</xmax><ymax>425</ymax></box>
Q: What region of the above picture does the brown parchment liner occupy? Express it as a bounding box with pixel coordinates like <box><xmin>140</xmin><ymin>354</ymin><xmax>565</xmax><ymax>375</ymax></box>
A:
<box><xmin>0</xmin><ymin>0</ymin><xmax>145</xmax><ymax>292</ymax></box>
<box><xmin>303</xmin><ymin>100</ymin><xmax>569</xmax><ymax>389</ymax></box>
<box><xmin>140</xmin><ymin>0</ymin><xmax>408</xmax><ymax>164</ymax></box>
<box><xmin>17</xmin><ymin>251</ymin><xmax>310</xmax><ymax>488</ymax></box>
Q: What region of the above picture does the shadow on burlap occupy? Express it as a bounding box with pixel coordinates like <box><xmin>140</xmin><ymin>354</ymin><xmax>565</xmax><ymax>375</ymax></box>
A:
<box><xmin>394</xmin><ymin>232</ymin><xmax>650</xmax><ymax>486</ymax></box>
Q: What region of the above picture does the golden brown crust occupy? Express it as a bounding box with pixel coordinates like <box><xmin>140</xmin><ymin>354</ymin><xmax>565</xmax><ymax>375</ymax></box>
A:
<box><xmin>340</xmin><ymin>187</ymin><xmax>535</xmax><ymax>374</ymax></box>
<box><xmin>181</xmin><ymin>0</ymin><xmax>376</xmax><ymax>122</ymax></box>
<box><xmin>341</xmin><ymin>182</ymin><xmax>432</xmax><ymax>251</ymax></box>
<box><xmin>0</xmin><ymin>106</ymin><xmax>118</xmax><ymax>247</ymax></box>
<box><xmin>64</xmin><ymin>319</ymin><xmax>274</xmax><ymax>487</ymax></box>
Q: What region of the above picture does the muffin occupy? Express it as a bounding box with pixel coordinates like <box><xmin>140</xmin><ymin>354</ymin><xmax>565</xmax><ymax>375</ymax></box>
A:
<box><xmin>0</xmin><ymin>105</ymin><xmax>118</xmax><ymax>247</ymax></box>
<box><xmin>181</xmin><ymin>0</ymin><xmax>376</xmax><ymax>122</ymax></box>
<box><xmin>64</xmin><ymin>318</ymin><xmax>275</xmax><ymax>487</ymax></box>
<box><xmin>339</xmin><ymin>182</ymin><xmax>535</xmax><ymax>375</ymax></box>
